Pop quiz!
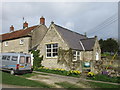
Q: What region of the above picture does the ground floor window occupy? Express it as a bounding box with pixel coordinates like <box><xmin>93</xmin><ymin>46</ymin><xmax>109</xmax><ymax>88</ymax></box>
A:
<box><xmin>73</xmin><ymin>50</ymin><xmax>80</xmax><ymax>61</ymax></box>
<box><xmin>46</xmin><ymin>43</ymin><xmax>58</xmax><ymax>58</ymax></box>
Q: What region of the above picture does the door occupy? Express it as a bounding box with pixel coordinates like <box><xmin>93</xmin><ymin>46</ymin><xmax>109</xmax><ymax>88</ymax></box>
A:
<box><xmin>96</xmin><ymin>52</ymin><xmax>99</xmax><ymax>60</ymax></box>
<box><xmin>25</xmin><ymin>57</ymin><xmax>31</xmax><ymax>70</ymax></box>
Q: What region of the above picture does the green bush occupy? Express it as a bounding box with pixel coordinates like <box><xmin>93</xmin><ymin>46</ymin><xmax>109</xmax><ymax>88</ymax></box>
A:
<box><xmin>31</xmin><ymin>50</ymin><xmax>43</xmax><ymax>69</ymax></box>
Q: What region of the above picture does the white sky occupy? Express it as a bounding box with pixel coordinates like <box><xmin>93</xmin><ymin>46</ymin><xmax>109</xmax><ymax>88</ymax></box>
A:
<box><xmin>0</xmin><ymin>0</ymin><xmax>119</xmax><ymax>40</ymax></box>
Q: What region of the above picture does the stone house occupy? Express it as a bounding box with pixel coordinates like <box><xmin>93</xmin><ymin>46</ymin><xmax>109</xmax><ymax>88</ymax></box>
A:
<box><xmin>0</xmin><ymin>17</ymin><xmax>47</xmax><ymax>53</ymax></box>
<box><xmin>37</xmin><ymin>20</ymin><xmax>101</xmax><ymax>73</ymax></box>
<box><xmin>0</xmin><ymin>16</ymin><xmax>101</xmax><ymax>73</ymax></box>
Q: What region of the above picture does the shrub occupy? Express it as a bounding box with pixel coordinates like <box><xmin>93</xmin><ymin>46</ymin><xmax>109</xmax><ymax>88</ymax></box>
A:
<box><xmin>31</xmin><ymin>50</ymin><xmax>43</xmax><ymax>70</ymax></box>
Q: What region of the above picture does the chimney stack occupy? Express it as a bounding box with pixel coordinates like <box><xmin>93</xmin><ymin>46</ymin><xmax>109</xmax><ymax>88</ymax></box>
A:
<box><xmin>10</xmin><ymin>25</ymin><xmax>14</xmax><ymax>32</ymax></box>
<box><xmin>40</xmin><ymin>16</ymin><xmax>45</xmax><ymax>25</ymax></box>
<box><xmin>23</xmin><ymin>21</ymin><xmax>28</xmax><ymax>29</ymax></box>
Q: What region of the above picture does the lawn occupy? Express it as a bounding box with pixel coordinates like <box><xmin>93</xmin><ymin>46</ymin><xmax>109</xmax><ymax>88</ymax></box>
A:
<box><xmin>87</xmin><ymin>74</ymin><xmax>120</xmax><ymax>83</ymax></box>
<box><xmin>0</xmin><ymin>71</ymin><xmax>2</xmax><ymax>84</ymax></box>
<box><xmin>2</xmin><ymin>71</ymin><xmax>54</xmax><ymax>88</ymax></box>
<box><xmin>82</xmin><ymin>81</ymin><xmax>119</xmax><ymax>88</ymax></box>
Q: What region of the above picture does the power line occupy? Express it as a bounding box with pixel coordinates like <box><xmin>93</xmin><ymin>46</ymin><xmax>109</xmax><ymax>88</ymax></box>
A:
<box><xmin>87</xmin><ymin>13</ymin><xmax>118</xmax><ymax>35</ymax></box>
<box><xmin>89</xmin><ymin>18</ymin><xmax>118</xmax><ymax>35</ymax></box>
<box><xmin>87</xmin><ymin>13</ymin><xmax>117</xmax><ymax>33</ymax></box>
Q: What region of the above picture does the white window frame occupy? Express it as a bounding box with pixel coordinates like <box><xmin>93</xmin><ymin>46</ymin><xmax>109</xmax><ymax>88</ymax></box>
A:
<box><xmin>20</xmin><ymin>39</ymin><xmax>24</xmax><ymax>45</ymax></box>
<box><xmin>73</xmin><ymin>51</ymin><xmax>80</xmax><ymax>61</ymax></box>
<box><xmin>5</xmin><ymin>42</ymin><xmax>8</xmax><ymax>46</ymax></box>
<box><xmin>46</xmin><ymin>43</ymin><xmax>58</xmax><ymax>58</ymax></box>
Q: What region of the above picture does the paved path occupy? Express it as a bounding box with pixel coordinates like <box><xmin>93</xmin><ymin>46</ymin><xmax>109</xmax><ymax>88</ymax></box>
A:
<box><xmin>33</xmin><ymin>71</ymin><xmax>120</xmax><ymax>86</ymax></box>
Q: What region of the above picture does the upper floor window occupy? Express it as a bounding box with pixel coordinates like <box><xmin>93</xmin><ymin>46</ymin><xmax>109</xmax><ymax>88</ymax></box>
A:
<box><xmin>73</xmin><ymin>51</ymin><xmax>80</xmax><ymax>61</ymax></box>
<box><xmin>20</xmin><ymin>39</ymin><xmax>24</xmax><ymax>45</ymax></box>
<box><xmin>46</xmin><ymin>43</ymin><xmax>58</xmax><ymax>58</ymax></box>
<box><xmin>5</xmin><ymin>42</ymin><xmax>8</xmax><ymax>46</ymax></box>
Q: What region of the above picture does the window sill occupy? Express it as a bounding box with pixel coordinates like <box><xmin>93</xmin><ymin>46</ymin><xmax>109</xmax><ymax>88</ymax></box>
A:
<box><xmin>45</xmin><ymin>57</ymin><xmax>58</xmax><ymax>59</ymax></box>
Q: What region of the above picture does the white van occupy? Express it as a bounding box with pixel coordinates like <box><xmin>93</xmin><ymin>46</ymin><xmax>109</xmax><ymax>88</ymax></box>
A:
<box><xmin>0</xmin><ymin>53</ymin><xmax>33</xmax><ymax>75</ymax></box>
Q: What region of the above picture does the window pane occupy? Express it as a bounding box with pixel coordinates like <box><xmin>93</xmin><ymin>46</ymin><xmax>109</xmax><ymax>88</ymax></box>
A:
<box><xmin>7</xmin><ymin>56</ymin><xmax>10</xmax><ymax>60</ymax></box>
<box><xmin>53</xmin><ymin>53</ymin><xmax>58</xmax><ymax>57</ymax></box>
<box><xmin>47</xmin><ymin>53</ymin><xmax>51</xmax><ymax>57</ymax></box>
<box><xmin>47</xmin><ymin>49</ymin><xmax>51</xmax><ymax>52</ymax></box>
<box><xmin>2</xmin><ymin>56</ymin><xmax>7</xmax><ymax>60</ymax></box>
<box><xmin>12</xmin><ymin>56</ymin><xmax>18</xmax><ymax>61</ymax></box>
<box><xmin>53</xmin><ymin>43</ymin><xmax>58</xmax><ymax>48</ymax></box>
<box><xmin>20</xmin><ymin>56</ymin><xmax>25</xmax><ymax>64</ymax></box>
<box><xmin>77</xmin><ymin>51</ymin><xmax>80</xmax><ymax>55</ymax></box>
<box><xmin>53</xmin><ymin>49</ymin><xmax>57</xmax><ymax>52</ymax></box>
<box><xmin>73</xmin><ymin>51</ymin><xmax>76</xmax><ymax>56</ymax></box>
<box><xmin>77</xmin><ymin>56</ymin><xmax>80</xmax><ymax>60</ymax></box>
<box><xmin>26</xmin><ymin>57</ymin><xmax>31</xmax><ymax>64</ymax></box>
<box><xmin>47</xmin><ymin>44</ymin><xmax>51</xmax><ymax>48</ymax></box>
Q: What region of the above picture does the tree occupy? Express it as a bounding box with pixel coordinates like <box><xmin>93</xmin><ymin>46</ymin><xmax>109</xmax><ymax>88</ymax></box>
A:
<box><xmin>31</xmin><ymin>50</ymin><xmax>43</xmax><ymax>69</ymax></box>
<box><xmin>99</xmin><ymin>38</ymin><xmax>119</xmax><ymax>53</ymax></box>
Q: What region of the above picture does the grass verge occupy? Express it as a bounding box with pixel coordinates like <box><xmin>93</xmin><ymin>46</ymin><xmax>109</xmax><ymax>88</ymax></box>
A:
<box><xmin>81</xmin><ymin>81</ymin><xmax>119</xmax><ymax>88</ymax></box>
<box><xmin>2</xmin><ymin>71</ymin><xmax>54</xmax><ymax>88</ymax></box>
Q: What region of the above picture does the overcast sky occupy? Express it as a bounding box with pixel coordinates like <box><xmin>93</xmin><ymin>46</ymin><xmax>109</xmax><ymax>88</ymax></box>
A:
<box><xmin>0</xmin><ymin>1</ymin><xmax>118</xmax><ymax>40</ymax></box>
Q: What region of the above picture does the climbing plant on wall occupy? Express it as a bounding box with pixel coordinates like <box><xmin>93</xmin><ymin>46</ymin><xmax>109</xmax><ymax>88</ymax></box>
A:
<box><xmin>58</xmin><ymin>48</ymin><xmax>81</xmax><ymax>70</ymax></box>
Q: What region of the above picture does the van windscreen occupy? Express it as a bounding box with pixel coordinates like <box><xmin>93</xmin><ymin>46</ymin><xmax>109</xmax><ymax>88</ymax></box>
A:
<box><xmin>20</xmin><ymin>56</ymin><xmax>25</xmax><ymax>64</ymax></box>
<box><xmin>26</xmin><ymin>57</ymin><xmax>31</xmax><ymax>64</ymax></box>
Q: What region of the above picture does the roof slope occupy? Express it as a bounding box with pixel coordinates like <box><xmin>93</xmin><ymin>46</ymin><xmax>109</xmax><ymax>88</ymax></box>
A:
<box><xmin>54</xmin><ymin>24</ymin><xmax>87</xmax><ymax>50</ymax></box>
<box><xmin>81</xmin><ymin>38</ymin><xmax>95</xmax><ymax>50</ymax></box>
<box><xmin>0</xmin><ymin>25</ymin><xmax>38</xmax><ymax>41</ymax></box>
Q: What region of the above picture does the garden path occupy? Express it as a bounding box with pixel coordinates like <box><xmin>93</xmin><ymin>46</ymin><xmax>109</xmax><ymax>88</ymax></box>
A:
<box><xmin>32</xmin><ymin>71</ymin><xmax>120</xmax><ymax>86</ymax></box>
<box><xmin>27</xmin><ymin>71</ymin><xmax>92</xmax><ymax>88</ymax></box>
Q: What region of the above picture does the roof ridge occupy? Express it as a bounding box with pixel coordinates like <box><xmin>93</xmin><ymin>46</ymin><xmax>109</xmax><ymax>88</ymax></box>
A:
<box><xmin>54</xmin><ymin>24</ymin><xmax>86</xmax><ymax>37</ymax></box>
<box><xmin>0</xmin><ymin>25</ymin><xmax>38</xmax><ymax>36</ymax></box>
<box><xmin>80</xmin><ymin>37</ymin><xmax>95</xmax><ymax>40</ymax></box>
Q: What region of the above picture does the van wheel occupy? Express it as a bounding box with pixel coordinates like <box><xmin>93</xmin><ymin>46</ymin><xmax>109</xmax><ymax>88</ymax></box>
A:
<box><xmin>10</xmin><ymin>70</ymin><xmax>15</xmax><ymax>75</ymax></box>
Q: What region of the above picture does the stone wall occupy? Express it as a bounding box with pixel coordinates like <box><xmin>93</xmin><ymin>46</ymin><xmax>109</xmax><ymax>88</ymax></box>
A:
<box><xmin>32</xmin><ymin>25</ymin><xmax>48</xmax><ymax>48</ymax></box>
<box><xmin>38</xmin><ymin>24</ymin><xmax>69</xmax><ymax>70</ymax></box>
<box><xmin>2</xmin><ymin>37</ymin><xmax>31</xmax><ymax>53</ymax></box>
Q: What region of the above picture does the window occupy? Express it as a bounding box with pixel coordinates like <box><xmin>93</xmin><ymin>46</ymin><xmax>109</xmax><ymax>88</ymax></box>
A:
<box><xmin>2</xmin><ymin>56</ymin><xmax>7</xmax><ymax>60</ymax></box>
<box><xmin>11</xmin><ymin>56</ymin><xmax>18</xmax><ymax>61</ymax></box>
<box><xmin>20</xmin><ymin>56</ymin><xmax>25</xmax><ymax>64</ymax></box>
<box><xmin>26</xmin><ymin>57</ymin><xmax>31</xmax><ymax>64</ymax></box>
<box><xmin>46</xmin><ymin>43</ymin><xmax>58</xmax><ymax>57</ymax></box>
<box><xmin>7</xmin><ymin>56</ymin><xmax>10</xmax><ymax>60</ymax></box>
<box><xmin>73</xmin><ymin>51</ymin><xmax>80</xmax><ymax>61</ymax></box>
<box><xmin>5</xmin><ymin>42</ymin><xmax>8</xmax><ymax>46</ymax></box>
<box><xmin>20</xmin><ymin>39</ymin><xmax>24</xmax><ymax>45</ymax></box>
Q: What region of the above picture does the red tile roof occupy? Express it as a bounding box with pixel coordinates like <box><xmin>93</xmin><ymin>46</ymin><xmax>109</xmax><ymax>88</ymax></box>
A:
<box><xmin>0</xmin><ymin>25</ymin><xmax>38</xmax><ymax>41</ymax></box>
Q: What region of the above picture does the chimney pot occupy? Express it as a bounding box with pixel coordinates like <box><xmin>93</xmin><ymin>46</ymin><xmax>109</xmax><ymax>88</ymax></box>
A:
<box><xmin>40</xmin><ymin>16</ymin><xmax>45</xmax><ymax>25</ymax></box>
<box><xmin>23</xmin><ymin>21</ymin><xmax>28</xmax><ymax>29</ymax></box>
<box><xmin>10</xmin><ymin>25</ymin><xmax>14</xmax><ymax>32</ymax></box>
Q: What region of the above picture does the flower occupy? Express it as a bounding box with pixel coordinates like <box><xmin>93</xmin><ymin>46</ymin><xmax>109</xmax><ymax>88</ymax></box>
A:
<box><xmin>87</xmin><ymin>72</ymin><xmax>95</xmax><ymax>77</ymax></box>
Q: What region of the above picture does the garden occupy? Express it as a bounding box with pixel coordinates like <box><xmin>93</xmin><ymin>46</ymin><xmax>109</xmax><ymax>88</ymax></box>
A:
<box><xmin>35</xmin><ymin>66</ymin><xmax>81</xmax><ymax>77</ymax></box>
<box><xmin>34</xmin><ymin>66</ymin><xmax>120</xmax><ymax>84</ymax></box>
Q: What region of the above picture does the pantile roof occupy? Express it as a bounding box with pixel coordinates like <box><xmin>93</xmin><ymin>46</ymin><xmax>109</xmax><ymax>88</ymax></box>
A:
<box><xmin>0</xmin><ymin>25</ymin><xmax>38</xmax><ymax>41</ymax></box>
